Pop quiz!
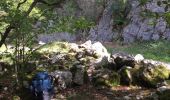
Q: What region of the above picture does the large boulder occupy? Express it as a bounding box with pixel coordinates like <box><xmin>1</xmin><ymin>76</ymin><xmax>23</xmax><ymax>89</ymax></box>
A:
<box><xmin>76</xmin><ymin>40</ymin><xmax>110</xmax><ymax>66</ymax></box>
<box><xmin>111</xmin><ymin>53</ymin><xmax>135</xmax><ymax>70</ymax></box>
<box><xmin>137</xmin><ymin>60</ymin><xmax>170</xmax><ymax>87</ymax></box>
<box><xmin>112</xmin><ymin>53</ymin><xmax>170</xmax><ymax>87</ymax></box>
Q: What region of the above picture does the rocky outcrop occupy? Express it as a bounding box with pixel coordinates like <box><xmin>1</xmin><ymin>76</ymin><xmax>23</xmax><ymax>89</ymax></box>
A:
<box><xmin>87</xmin><ymin>0</ymin><xmax>114</xmax><ymax>42</ymax></box>
<box><xmin>122</xmin><ymin>0</ymin><xmax>170</xmax><ymax>43</ymax></box>
<box><xmin>25</xmin><ymin>41</ymin><xmax>170</xmax><ymax>90</ymax></box>
<box><xmin>76</xmin><ymin>0</ymin><xmax>105</xmax><ymax>20</ymax></box>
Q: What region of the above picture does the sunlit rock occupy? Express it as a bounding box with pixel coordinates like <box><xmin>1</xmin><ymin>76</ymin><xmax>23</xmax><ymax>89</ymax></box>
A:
<box><xmin>134</xmin><ymin>54</ymin><xmax>144</xmax><ymax>63</ymax></box>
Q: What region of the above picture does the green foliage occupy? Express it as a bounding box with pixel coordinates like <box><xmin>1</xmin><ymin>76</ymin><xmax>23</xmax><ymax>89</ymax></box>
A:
<box><xmin>74</xmin><ymin>17</ymin><xmax>95</xmax><ymax>30</ymax></box>
<box><xmin>157</xmin><ymin>0</ymin><xmax>170</xmax><ymax>26</ymax></box>
<box><xmin>40</xmin><ymin>16</ymin><xmax>94</xmax><ymax>34</ymax></box>
<box><xmin>164</xmin><ymin>12</ymin><xmax>170</xmax><ymax>26</ymax></box>
<box><xmin>108</xmin><ymin>40</ymin><xmax>170</xmax><ymax>62</ymax></box>
<box><xmin>112</xmin><ymin>0</ymin><xmax>130</xmax><ymax>30</ymax></box>
<box><xmin>140</xmin><ymin>10</ymin><xmax>159</xmax><ymax>18</ymax></box>
<box><xmin>139</xmin><ymin>0</ymin><xmax>149</xmax><ymax>5</ymax></box>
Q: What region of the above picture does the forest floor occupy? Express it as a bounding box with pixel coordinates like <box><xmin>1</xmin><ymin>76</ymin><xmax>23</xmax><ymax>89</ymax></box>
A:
<box><xmin>55</xmin><ymin>84</ymin><xmax>157</xmax><ymax>100</ymax></box>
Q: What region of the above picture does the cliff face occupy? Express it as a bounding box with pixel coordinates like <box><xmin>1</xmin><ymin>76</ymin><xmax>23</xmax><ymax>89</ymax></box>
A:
<box><xmin>122</xmin><ymin>0</ymin><xmax>170</xmax><ymax>43</ymax></box>
<box><xmin>37</xmin><ymin>0</ymin><xmax>170</xmax><ymax>43</ymax></box>
<box><xmin>76</xmin><ymin>0</ymin><xmax>170</xmax><ymax>43</ymax></box>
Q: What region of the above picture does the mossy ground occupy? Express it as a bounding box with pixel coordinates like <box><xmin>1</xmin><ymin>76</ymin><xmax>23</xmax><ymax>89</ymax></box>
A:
<box><xmin>36</xmin><ymin>42</ymin><xmax>70</xmax><ymax>54</ymax></box>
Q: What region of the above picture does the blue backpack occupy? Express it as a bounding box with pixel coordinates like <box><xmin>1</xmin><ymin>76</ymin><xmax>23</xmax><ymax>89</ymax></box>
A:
<box><xmin>30</xmin><ymin>71</ymin><xmax>54</xmax><ymax>99</ymax></box>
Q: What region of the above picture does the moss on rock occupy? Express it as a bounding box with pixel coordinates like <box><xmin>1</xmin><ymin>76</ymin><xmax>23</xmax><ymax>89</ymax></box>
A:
<box><xmin>140</xmin><ymin>64</ymin><xmax>170</xmax><ymax>87</ymax></box>
<box><xmin>93</xmin><ymin>70</ymin><xmax>120</xmax><ymax>87</ymax></box>
<box><xmin>36</xmin><ymin>42</ymin><xmax>70</xmax><ymax>54</ymax></box>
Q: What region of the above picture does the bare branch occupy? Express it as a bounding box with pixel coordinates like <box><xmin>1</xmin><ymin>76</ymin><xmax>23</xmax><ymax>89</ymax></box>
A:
<box><xmin>17</xmin><ymin>0</ymin><xmax>28</xmax><ymax>9</ymax></box>
<box><xmin>39</xmin><ymin>0</ymin><xmax>65</xmax><ymax>7</ymax></box>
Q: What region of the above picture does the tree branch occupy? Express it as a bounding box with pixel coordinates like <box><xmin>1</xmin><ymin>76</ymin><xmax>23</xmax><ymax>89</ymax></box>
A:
<box><xmin>0</xmin><ymin>25</ymin><xmax>15</xmax><ymax>47</ymax></box>
<box><xmin>39</xmin><ymin>0</ymin><xmax>65</xmax><ymax>7</ymax></box>
<box><xmin>17</xmin><ymin>0</ymin><xmax>28</xmax><ymax>9</ymax></box>
<box><xmin>0</xmin><ymin>0</ymin><xmax>65</xmax><ymax>47</ymax></box>
<box><xmin>0</xmin><ymin>0</ymin><xmax>39</xmax><ymax>47</ymax></box>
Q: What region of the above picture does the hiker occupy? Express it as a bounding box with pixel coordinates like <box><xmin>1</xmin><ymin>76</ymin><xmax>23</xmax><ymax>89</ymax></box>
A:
<box><xmin>30</xmin><ymin>71</ymin><xmax>54</xmax><ymax>100</ymax></box>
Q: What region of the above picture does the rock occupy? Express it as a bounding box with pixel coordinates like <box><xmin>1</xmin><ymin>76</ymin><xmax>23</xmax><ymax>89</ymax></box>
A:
<box><xmin>70</xmin><ymin>64</ymin><xmax>88</xmax><ymax>85</ymax></box>
<box><xmin>157</xmin><ymin>86</ymin><xmax>170</xmax><ymax>93</ymax></box>
<box><xmin>122</xmin><ymin>0</ymin><xmax>169</xmax><ymax>43</ymax></box>
<box><xmin>69</xmin><ymin>43</ymin><xmax>80</xmax><ymax>53</ymax></box>
<box><xmin>91</xmin><ymin>42</ymin><xmax>110</xmax><ymax>65</ymax></box>
<box><xmin>155</xmin><ymin>17</ymin><xmax>167</xmax><ymax>33</ymax></box>
<box><xmin>50</xmin><ymin>70</ymin><xmax>72</xmax><ymax>90</ymax></box>
<box><xmin>134</xmin><ymin>54</ymin><xmax>144</xmax><ymax>63</ymax></box>
<box><xmin>50</xmin><ymin>53</ymin><xmax>67</xmax><ymax>64</ymax></box>
<box><xmin>79</xmin><ymin>40</ymin><xmax>92</xmax><ymax>49</ymax></box>
<box><xmin>37</xmin><ymin>32</ymin><xmax>76</xmax><ymax>43</ymax></box>
<box><xmin>136</xmin><ymin>95</ymin><xmax>144</xmax><ymax>100</ymax></box>
<box><xmin>112</xmin><ymin>53</ymin><xmax>135</xmax><ymax>70</ymax></box>
<box><xmin>92</xmin><ymin>69</ymin><xmax>120</xmax><ymax>87</ymax></box>
<box><xmin>38</xmin><ymin>41</ymin><xmax>46</xmax><ymax>45</ymax></box>
<box><xmin>138</xmin><ymin>60</ymin><xmax>170</xmax><ymax>87</ymax></box>
<box><xmin>78</xmin><ymin>41</ymin><xmax>110</xmax><ymax>66</ymax></box>
<box><xmin>152</xmin><ymin>34</ymin><xmax>160</xmax><ymax>41</ymax></box>
<box><xmin>118</xmin><ymin>66</ymin><xmax>133</xmax><ymax>85</ymax></box>
<box><xmin>75</xmin><ymin>51</ymin><xmax>85</xmax><ymax>60</ymax></box>
<box><xmin>87</xmin><ymin>0</ymin><xmax>114</xmax><ymax>42</ymax></box>
<box><xmin>164</xmin><ymin>29</ymin><xmax>170</xmax><ymax>40</ymax></box>
<box><xmin>3</xmin><ymin>87</ymin><xmax>8</xmax><ymax>91</ymax></box>
<box><xmin>124</xmin><ymin>96</ymin><xmax>131</xmax><ymax>100</ymax></box>
<box><xmin>76</xmin><ymin>0</ymin><xmax>104</xmax><ymax>19</ymax></box>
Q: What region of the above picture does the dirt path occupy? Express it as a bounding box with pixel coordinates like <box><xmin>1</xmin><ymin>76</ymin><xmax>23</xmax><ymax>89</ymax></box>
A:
<box><xmin>54</xmin><ymin>85</ymin><xmax>156</xmax><ymax>100</ymax></box>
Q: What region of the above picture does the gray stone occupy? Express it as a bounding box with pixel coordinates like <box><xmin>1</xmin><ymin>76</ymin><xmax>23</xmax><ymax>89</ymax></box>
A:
<box><xmin>71</xmin><ymin>65</ymin><xmax>88</xmax><ymax>85</ymax></box>
<box><xmin>118</xmin><ymin>66</ymin><xmax>133</xmax><ymax>85</ymax></box>
<box><xmin>146</xmin><ymin>1</ymin><xmax>165</xmax><ymax>13</ymax></box>
<box><xmin>37</xmin><ymin>32</ymin><xmax>76</xmax><ymax>43</ymax></box>
<box><xmin>50</xmin><ymin>70</ymin><xmax>72</xmax><ymax>89</ymax></box>
<box><xmin>164</xmin><ymin>28</ymin><xmax>170</xmax><ymax>40</ymax></box>
<box><xmin>122</xmin><ymin>0</ymin><xmax>169</xmax><ymax>43</ymax></box>
<box><xmin>155</xmin><ymin>17</ymin><xmax>167</xmax><ymax>33</ymax></box>
<box><xmin>112</xmin><ymin>53</ymin><xmax>135</xmax><ymax>69</ymax></box>
<box><xmin>76</xmin><ymin>0</ymin><xmax>104</xmax><ymax>19</ymax></box>
<box><xmin>87</xmin><ymin>0</ymin><xmax>114</xmax><ymax>42</ymax></box>
<box><xmin>134</xmin><ymin>54</ymin><xmax>144</xmax><ymax>63</ymax></box>
<box><xmin>152</xmin><ymin>34</ymin><xmax>160</xmax><ymax>41</ymax></box>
